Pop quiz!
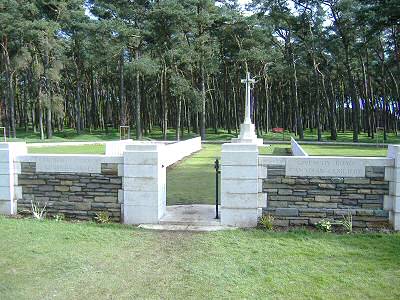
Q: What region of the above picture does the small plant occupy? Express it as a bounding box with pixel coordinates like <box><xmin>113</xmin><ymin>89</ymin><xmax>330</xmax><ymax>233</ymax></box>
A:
<box><xmin>53</xmin><ymin>214</ymin><xmax>65</xmax><ymax>222</ymax></box>
<box><xmin>259</xmin><ymin>214</ymin><xmax>274</xmax><ymax>230</ymax></box>
<box><xmin>340</xmin><ymin>210</ymin><xmax>353</xmax><ymax>234</ymax></box>
<box><xmin>316</xmin><ymin>219</ymin><xmax>332</xmax><ymax>232</ymax></box>
<box><xmin>30</xmin><ymin>200</ymin><xmax>47</xmax><ymax>220</ymax></box>
<box><xmin>94</xmin><ymin>212</ymin><xmax>110</xmax><ymax>224</ymax></box>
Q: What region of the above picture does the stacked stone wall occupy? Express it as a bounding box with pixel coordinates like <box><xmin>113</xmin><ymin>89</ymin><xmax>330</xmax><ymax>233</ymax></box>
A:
<box><xmin>263</xmin><ymin>165</ymin><xmax>390</xmax><ymax>229</ymax></box>
<box><xmin>18</xmin><ymin>162</ymin><xmax>122</xmax><ymax>221</ymax></box>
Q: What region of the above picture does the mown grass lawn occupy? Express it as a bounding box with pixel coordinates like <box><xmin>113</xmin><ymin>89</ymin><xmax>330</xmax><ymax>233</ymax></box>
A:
<box><xmin>28</xmin><ymin>144</ymin><xmax>106</xmax><ymax>155</ymax></box>
<box><xmin>166</xmin><ymin>144</ymin><xmax>278</xmax><ymax>205</ymax></box>
<box><xmin>26</xmin><ymin>143</ymin><xmax>388</xmax><ymax>157</ymax></box>
<box><xmin>167</xmin><ymin>144</ymin><xmax>220</xmax><ymax>205</ymax></box>
<box><xmin>302</xmin><ymin>144</ymin><xmax>387</xmax><ymax>157</ymax></box>
<box><xmin>9</xmin><ymin>127</ymin><xmax>400</xmax><ymax>144</ymax></box>
<box><xmin>0</xmin><ymin>216</ymin><xmax>399</xmax><ymax>300</ymax></box>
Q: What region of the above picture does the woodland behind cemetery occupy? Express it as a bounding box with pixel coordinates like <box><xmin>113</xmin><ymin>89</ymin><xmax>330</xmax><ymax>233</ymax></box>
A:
<box><xmin>0</xmin><ymin>0</ymin><xmax>399</xmax><ymax>141</ymax></box>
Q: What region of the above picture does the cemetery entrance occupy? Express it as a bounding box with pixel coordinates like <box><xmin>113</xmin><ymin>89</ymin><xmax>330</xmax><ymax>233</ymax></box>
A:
<box><xmin>162</xmin><ymin>144</ymin><xmax>221</xmax><ymax>226</ymax></box>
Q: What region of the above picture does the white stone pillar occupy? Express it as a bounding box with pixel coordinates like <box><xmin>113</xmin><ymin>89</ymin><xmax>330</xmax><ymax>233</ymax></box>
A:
<box><xmin>385</xmin><ymin>145</ymin><xmax>400</xmax><ymax>230</ymax></box>
<box><xmin>0</xmin><ymin>142</ymin><xmax>27</xmax><ymax>215</ymax></box>
<box><xmin>123</xmin><ymin>144</ymin><xmax>166</xmax><ymax>224</ymax></box>
<box><xmin>221</xmin><ymin>143</ymin><xmax>259</xmax><ymax>227</ymax></box>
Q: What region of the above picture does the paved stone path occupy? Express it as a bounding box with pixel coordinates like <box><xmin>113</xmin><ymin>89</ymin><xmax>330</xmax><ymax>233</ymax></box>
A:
<box><xmin>139</xmin><ymin>205</ymin><xmax>236</xmax><ymax>231</ymax></box>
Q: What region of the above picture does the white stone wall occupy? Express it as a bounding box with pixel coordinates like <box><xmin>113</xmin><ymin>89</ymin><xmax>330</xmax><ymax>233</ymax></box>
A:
<box><xmin>3</xmin><ymin>140</ymin><xmax>398</xmax><ymax>230</ymax></box>
<box><xmin>0</xmin><ymin>143</ymin><xmax>27</xmax><ymax>214</ymax></box>
<box><xmin>163</xmin><ymin>137</ymin><xmax>202</xmax><ymax>167</ymax></box>
<box><xmin>291</xmin><ymin>137</ymin><xmax>308</xmax><ymax>156</ymax></box>
<box><xmin>384</xmin><ymin>145</ymin><xmax>400</xmax><ymax>230</ymax></box>
<box><xmin>105</xmin><ymin>140</ymin><xmax>135</xmax><ymax>156</ymax></box>
<box><xmin>105</xmin><ymin>137</ymin><xmax>201</xmax><ymax>162</ymax></box>
<box><xmin>0</xmin><ymin>138</ymin><xmax>201</xmax><ymax>224</ymax></box>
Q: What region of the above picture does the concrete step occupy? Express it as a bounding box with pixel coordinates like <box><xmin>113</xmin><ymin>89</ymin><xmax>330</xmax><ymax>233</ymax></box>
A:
<box><xmin>159</xmin><ymin>218</ymin><xmax>221</xmax><ymax>226</ymax></box>
<box><xmin>139</xmin><ymin>224</ymin><xmax>236</xmax><ymax>232</ymax></box>
<box><xmin>152</xmin><ymin>204</ymin><xmax>227</xmax><ymax>230</ymax></box>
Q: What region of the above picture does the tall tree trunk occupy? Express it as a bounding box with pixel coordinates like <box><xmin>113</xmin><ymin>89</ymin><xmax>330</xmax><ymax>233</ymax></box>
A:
<box><xmin>176</xmin><ymin>97</ymin><xmax>182</xmax><ymax>141</ymax></box>
<box><xmin>2</xmin><ymin>38</ymin><xmax>16</xmax><ymax>138</ymax></box>
<box><xmin>224</xmin><ymin>63</ymin><xmax>231</xmax><ymax>134</ymax></box>
<box><xmin>47</xmin><ymin>100</ymin><xmax>52</xmax><ymax>139</ymax></box>
<box><xmin>330</xmin><ymin>6</ymin><xmax>359</xmax><ymax>141</ymax></box>
<box><xmin>162</xmin><ymin>65</ymin><xmax>168</xmax><ymax>140</ymax></box>
<box><xmin>76</xmin><ymin>75</ymin><xmax>82</xmax><ymax>134</ymax></box>
<box><xmin>344</xmin><ymin>48</ymin><xmax>359</xmax><ymax>142</ymax></box>
<box><xmin>43</xmin><ymin>50</ymin><xmax>52</xmax><ymax>139</ymax></box>
<box><xmin>329</xmin><ymin>79</ymin><xmax>338</xmax><ymax>140</ymax></box>
<box><xmin>200</xmin><ymin>62</ymin><xmax>206</xmax><ymax>140</ymax></box>
<box><xmin>264</xmin><ymin>75</ymin><xmax>270</xmax><ymax>133</ymax></box>
<box><xmin>38</xmin><ymin>86</ymin><xmax>45</xmax><ymax>140</ymax></box>
<box><xmin>292</xmin><ymin>51</ymin><xmax>304</xmax><ymax>139</ymax></box>
<box><xmin>119</xmin><ymin>50</ymin><xmax>126</xmax><ymax>126</ymax></box>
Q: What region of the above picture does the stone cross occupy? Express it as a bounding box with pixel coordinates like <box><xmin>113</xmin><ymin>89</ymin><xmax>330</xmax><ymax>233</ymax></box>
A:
<box><xmin>241</xmin><ymin>72</ymin><xmax>256</xmax><ymax>124</ymax></box>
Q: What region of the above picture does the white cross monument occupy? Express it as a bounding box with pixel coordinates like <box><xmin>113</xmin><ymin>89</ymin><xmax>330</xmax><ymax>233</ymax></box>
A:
<box><xmin>232</xmin><ymin>72</ymin><xmax>263</xmax><ymax>146</ymax></box>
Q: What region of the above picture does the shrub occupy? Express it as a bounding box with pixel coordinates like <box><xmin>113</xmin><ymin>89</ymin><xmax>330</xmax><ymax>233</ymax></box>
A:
<box><xmin>259</xmin><ymin>214</ymin><xmax>274</xmax><ymax>230</ymax></box>
<box><xmin>30</xmin><ymin>200</ymin><xmax>47</xmax><ymax>220</ymax></box>
<box><xmin>315</xmin><ymin>219</ymin><xmax>332</xmax><ymax>232</ymax></box>
<box><xmin>94</xmin><ymin>212</ymin><xmax>110</xmax><ymax>224</ymax></box>
<box><xmin>53</xmin><ymin>214</ymin><xmax>65</xmax><ymax>222</ymax></box>
<box><xmin>316</xmin><ymin>212</ymin><xmax>353</xmax><ymax>233</ymax></box>
<box><xmin>339</xmin><ymin>210</ymin><xmax>353</xmax><ymax>234</ymax></box>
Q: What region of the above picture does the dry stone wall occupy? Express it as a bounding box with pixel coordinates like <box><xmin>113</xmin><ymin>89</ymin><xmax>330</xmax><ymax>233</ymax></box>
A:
<box><xmin>18</xmin><ymin>162</ymin><xmax>122</xmax><ymax>221</ymax></box>
<box><xmin>261</xmin><ymin>163</ymin><xmax>391</xmax><ymax>229</ymax></box>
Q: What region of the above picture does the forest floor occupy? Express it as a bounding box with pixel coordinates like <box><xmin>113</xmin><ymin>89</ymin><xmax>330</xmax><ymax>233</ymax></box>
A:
<box><xmin>7</xmin><ymin>127</ymin><xmax>400</xmax><ymax>144</ymax></box>
<box><xmin>1</xmin><ymin>216</ymin><xmax>399</xmax><ymax>300</ymax></box>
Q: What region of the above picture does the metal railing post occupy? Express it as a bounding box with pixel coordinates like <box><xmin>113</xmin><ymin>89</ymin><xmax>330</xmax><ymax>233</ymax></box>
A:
<box><xmin>214</xmin><ymin>158</ymin><xmax>220</xmax><ymax>219</ymax></box>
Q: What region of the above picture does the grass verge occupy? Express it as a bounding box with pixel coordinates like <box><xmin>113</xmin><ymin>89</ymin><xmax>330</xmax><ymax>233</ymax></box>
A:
<box><xmin>0</xmin><ymin>216</ymin><xmax>399</xmax><ymax>299</ymax></box>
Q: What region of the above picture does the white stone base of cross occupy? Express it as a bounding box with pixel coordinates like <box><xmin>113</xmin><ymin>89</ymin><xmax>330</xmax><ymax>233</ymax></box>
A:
<box><xmin>231</xmin><ymin>72</ymin><xmax>263</xmax><ymax>146</ymax></box>
<box><xmin>232</xmin><ymin>123</ymin><xmax>264</xmax><ymax>146</ymax></box>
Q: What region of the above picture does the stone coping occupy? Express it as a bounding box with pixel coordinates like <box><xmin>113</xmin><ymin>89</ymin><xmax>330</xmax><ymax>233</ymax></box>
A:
<box><xmin>27</xmin><ymin>141</ymin><xmax>108</xmax><ymax>148</ymax></box>
<box><xmin>259</xmin><ymin>155</ymin><xmax>394</xmax><ymax>166</ymax></box>
<box><xmin>16</xmin><ymin>154</ymin><xmax>123</xmax><ymax>161</ymax></box>
<box><xmin>26</xmin><ymin>140</ymin><xmax>178</xmax><ymax>148</ymax></box>
<box><xmin>15</xmin><ymin>155</ymin><xmax>123</xmax><ymax>174</ymax></box>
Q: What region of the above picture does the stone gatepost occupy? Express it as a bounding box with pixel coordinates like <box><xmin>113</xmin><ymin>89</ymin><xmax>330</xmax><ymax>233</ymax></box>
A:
<box><xmin>123</xmin><ymin>144</ymin><xmax>166</xmax><ymax>224</ymax></box>
<box><xmin>385</xmin><ymin>145</ymin><xmax>400</xmax><ymax>230</ymax></box>
<box><xmin>0</xmin><ymin>142</ymin><xmax>27</xmax><ymax>215</ymax></box>
<box><xmin>221</xmin><ymin>143</ymin><xmax>259</xmax><ymax>227</ymax></box>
